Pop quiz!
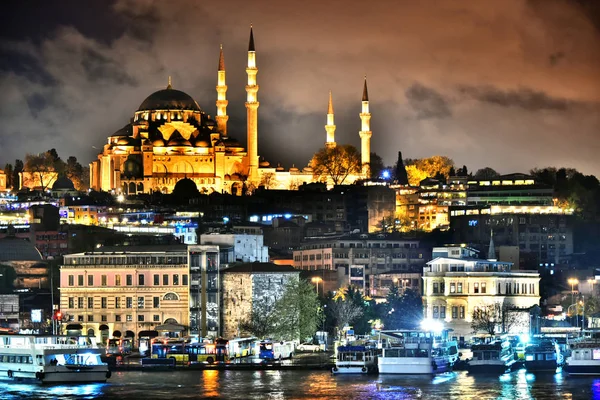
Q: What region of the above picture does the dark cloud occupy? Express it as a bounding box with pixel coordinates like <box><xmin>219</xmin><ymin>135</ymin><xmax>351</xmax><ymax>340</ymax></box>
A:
<box><xmin>459</xmin><ymin>86</ymin><xmax>570</xmax><ymax>111</ymax></box>
<box><xmin>0</xmin><ymin>0</ymin><xmax>599</xmax><ymax>176</ymax></box>
<box><xmin>405</xmin><ymin>83</ymin><xmax>452</xmax><ymax>119</ymax></box>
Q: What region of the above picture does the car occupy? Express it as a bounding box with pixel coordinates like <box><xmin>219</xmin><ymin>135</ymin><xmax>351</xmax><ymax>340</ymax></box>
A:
<box><xmin>297</xmin><ymin>342</ymin><xmax>321</xmax><ymax>352</ymax></box>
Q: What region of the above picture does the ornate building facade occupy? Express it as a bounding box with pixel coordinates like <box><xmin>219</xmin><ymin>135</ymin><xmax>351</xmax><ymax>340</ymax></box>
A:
<box><xmin>90</xmin><ymin>27</ymin><xmax>374</xmax><ymax>195</ymax></box>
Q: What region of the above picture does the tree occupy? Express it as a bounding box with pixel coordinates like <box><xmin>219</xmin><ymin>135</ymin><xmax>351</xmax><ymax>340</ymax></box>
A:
<box><xmin>394</xmin><ymin>151</ymin><xmax>409</xmax><ymax>185</ymax></box>
<box><xmin>13</xmin><ymin>159</ymin><xmax>23</xmax><ymax>190</ymax></box>
<box><xmin>404</xmin><ymin>156</ymin><xmax>454</xmax><ymax>185</ymax></box>
<box><xmin>239</xmin><ymin>297</ymin><xmax>276</xmax><ymax>339</ymax></box>
<box><xmin>405</xmin><ymin>165</ymin><xmax>429</xmax><ymax>186</ymax></box>
<box><xmin>471</xmin><ymin>302</ymin><xmax>527</xmax><ymax>335</ymax></box>
<box><xmin>369</xmin><ymin>152</ymin><xmax>385</xmax><ymax>180</ymax></box>
<box><xmin>3</xmin><ymin>163</ymin><xmax>13</xmax><ymax>189</ymax></box>
<box><xmin>272</xmin><ymin>278</ymin><xmax>321</xmax><ymax>341</ymax></box>
<box><xmin>329</xmin><ymin>298</ymin><xmax>363</xmax><ymax>338</ymax></box>
<box><xmin>310</xmin><ymin>145</ymin><xmax>362</xmax><ymax>185</ymax></box>
<box><xmin>259</xmin><ymin>172</ymin><xmax>277</xmax><ymax>189</ymax></box>
<box><xmin>0</xmin><ymin>265</ymin><xmax>16</xmax><ymax>293</ymax></box>
<box><xmin>383</xmin><ymin>287</ymin><xmax>423</xmax><ymax>330</ymax></box>
<box><xmin>24</xmin><ymin>152</ymin><xmax>59</xmax><ymax>190</ymax></box>
<box><xmin>66</xmin><ymin>156</ymin><xmax>88</xmax><ymax>190</ymax></box>
<box><xmin>474</xmin><ymin>167</ymin><xmax>500</xmax><ymax>180</ymax></box>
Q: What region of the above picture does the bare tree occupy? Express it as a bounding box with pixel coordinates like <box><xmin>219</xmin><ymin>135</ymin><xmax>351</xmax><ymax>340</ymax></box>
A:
<box><xmin>24</xmin><ymin>152</ymin><xmax>59</xmax><ymax>190</ymax></box>
<box><xmin>310</xmin><ymin>145</ymin><xmax>362</xmax><ymax>185</ymax></box>
<box><xmin>259</xmin><ymin>172</ymin><xmax>277</xmax><ymax>189</ymax></box>
<box><xmin>471</xmin><ymin>302</ymin><xmax>528</xmax><ymax>335</ymax></box>
<box><xmin>330</xmin><ymin>299</ymin><xmax>363</xmax><ymax>338</ymax></box>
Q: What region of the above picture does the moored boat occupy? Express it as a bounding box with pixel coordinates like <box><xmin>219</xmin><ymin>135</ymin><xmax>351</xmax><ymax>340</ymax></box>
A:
<box><xmin>466</xmin><ymin>339</ymin><xmax>516</xmax><ymax>375</ymax></box>
<box><xmin>524</xmin><ymin>339</ymin><xmax>562</xmax><ymax>372</ymax></box>
<box><xmin>332</xmin><ymin>345</ymin><xmax>377</xmax><ymax>374</ymax></box>
<box><xmin>0</xmin><ymin>334</ymin><xmax>110</xmax><ymax>384</ymax></box>
<box><xmin>377</xmin><ymin>330</ymin><xmax>457</xmax><ymax>375</ymax></box>
<box><xmin>565</xmin><ymin>332</ymin><xmax>600</xmax><ymax>376</ymax></box>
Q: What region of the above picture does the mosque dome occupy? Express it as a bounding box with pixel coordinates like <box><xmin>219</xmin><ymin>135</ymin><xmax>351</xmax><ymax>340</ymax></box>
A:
<box><xmin>167</xmin><ymin>138</ymin><xmax>192</xmax><ymax>147</ymax></box>
<box><xmin>259</xmin><ymin>160</ymin><xmax>270</xmax><ymax>167</ymax></box>
<box><xmin>138</xmin><ymin>85</ymin><xmax>201</xmax><ymax>112</ymax></box>
<box><xmin>152</xmin><ymin>139</ymin><xmax>165</xmax><ymax>147</ymax></box>
<box><xmin>52</xmin><ymin>176</ymin><xmax>75</xmax><ymax>191</ymax></box>
<box><xmin>172</xmin><ymin>178</ymin><xmax>199</xmax><ymax>199</ymax></box>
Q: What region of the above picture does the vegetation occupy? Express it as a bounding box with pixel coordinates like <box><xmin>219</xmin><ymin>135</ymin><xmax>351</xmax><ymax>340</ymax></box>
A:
<box><xmin>383</xmin><ymin>286</ymin><xmax>423</xmax><ymax>330</ymax></box>
<box><xmin>310</xmin><ymin>145</ymin><xmax>362</xmax><ymax>185</ymax></box>
<box><xmin>403</xmin><ymin>155</ymin><xmax>454</xmax><ymax>185</ymax></box>
<box><xmin>471</xmin><ymin>302</ymin><xmax>526</xmax><ymax>335</ymax></box>
<box><xmin>0</xmin><ymin>265</ymin><xmax>17</xmax><ymax>294</ymax></box>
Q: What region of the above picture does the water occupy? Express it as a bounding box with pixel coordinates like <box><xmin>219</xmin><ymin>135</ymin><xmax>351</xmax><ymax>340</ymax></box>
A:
<box><xmin>2</xmin><ymin>369</ymin><xmax>600</xmax><ymax>399</ymax></box>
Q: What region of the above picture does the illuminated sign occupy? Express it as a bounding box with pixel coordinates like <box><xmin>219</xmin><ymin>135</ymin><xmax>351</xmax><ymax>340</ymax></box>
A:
<box><xmin>31</xmin><ymin>309</ymin><xmax>42</xmax><ymax>323</ymax></box>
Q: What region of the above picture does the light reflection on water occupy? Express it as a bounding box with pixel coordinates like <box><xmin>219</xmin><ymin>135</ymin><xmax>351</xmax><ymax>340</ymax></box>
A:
<box><xmin>0</xmin><ymin>369</ymin><xmax>599</xmax><ymax>399</ymax></box>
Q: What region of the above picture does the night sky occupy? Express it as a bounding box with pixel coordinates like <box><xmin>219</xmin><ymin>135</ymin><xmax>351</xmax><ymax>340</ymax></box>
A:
<box><xmin>1</xmin><ymin>0</ymin><xmax>599</xmax><ymax>175</ymax></box>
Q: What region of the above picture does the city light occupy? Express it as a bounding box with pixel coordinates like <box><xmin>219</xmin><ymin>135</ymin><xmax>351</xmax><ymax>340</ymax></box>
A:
<box><xmin>420</xmin><ymin>319</ymin><xmax>444</xmax><ymax>334</ymax></box>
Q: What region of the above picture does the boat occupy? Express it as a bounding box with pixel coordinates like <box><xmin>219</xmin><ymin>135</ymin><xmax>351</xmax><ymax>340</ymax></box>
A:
<box><xmin>524</xmin><ymin>339</ymin><xmax>562</xmax><ymax>372</ymax></box>
<box><xmin>564</xmin><ymin>332</ymin><xmax>600</xmax><ymax>376</ymax></box>
<box><xmin>332</xmin><ymin>345</ymin><xmax>377</xmax><ymax>374</ymax></box>
<box><xmin>377</xmin><ymin>330</ymin><xmax>458</xmax><ymax>375</ymax></box>
<box><xmin>0</xmin><ymin>334</ymin><xmax>111</xmax><ymax>383</ymax></box>
<box><xmin>466</xmin><ymin>338</ymin><xmax>516</xmax><ymax>375</ymax></box>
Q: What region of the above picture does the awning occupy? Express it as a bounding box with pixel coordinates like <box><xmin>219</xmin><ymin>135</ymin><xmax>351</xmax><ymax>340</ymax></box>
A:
<box><xmin>138</xmin><ymin>330</ymin><xmax>159</xmax><ymax>338</ymax></box>
<box><xmin>125</xmin><ymin>330</ymin><xmax>135</xmax><ymax>338</ymax></box>
<box><xmin>99</xmin><ymin>324</ymin><xmax>109</xmax><ymax>331</ymax></box>
<box><xmin>113</xmin><ymin>330</ymin><xmax>122</xmax><ymax>338</ymax></box>
<box><xmin>155</xmin><ymin>323</ymin><xmax>186</xmax><ymax>332</ymax></box>
<box><xmin>66</xmin><ymin>324</ymin><xmax>83</xmax><ymax>330</ymax></box>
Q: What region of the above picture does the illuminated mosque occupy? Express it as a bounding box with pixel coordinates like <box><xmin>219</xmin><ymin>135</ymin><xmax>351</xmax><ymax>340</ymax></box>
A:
<box><xmin>89</xmin><ymin>27</ymin><xmax>373</xmax><ymax>195</ymax></box>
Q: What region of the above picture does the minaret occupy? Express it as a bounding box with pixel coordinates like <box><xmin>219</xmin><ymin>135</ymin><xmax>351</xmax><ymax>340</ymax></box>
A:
<box><xmin>245</xmin><ymin>25</ymin><xmax>259</xmax><ymax>182</ymax></box>
<box><xmin>216</xmin><ymin>44</ymin><xmax>229</xmax><ymax>135</ymax></box>
<box><xmin>325</xmin><ymin>91</ymin><xmax>336</xmax><ymax>148</ymax></box>
<box><xmin>359</xmin><ymin>76</ymin><xmax>372</xmax><ymax>177</ymax></box>
<box><xmin>488</xmin><ymin>229</ymin><xmax>497</xmax><ymax>261</ymax></box>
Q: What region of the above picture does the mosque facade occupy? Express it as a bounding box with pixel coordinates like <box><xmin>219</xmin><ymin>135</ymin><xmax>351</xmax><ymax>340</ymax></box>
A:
<box><xmin>89</xmin><ymin>27</ymin><xmax>373</xmax><ymax>195</ymax></box>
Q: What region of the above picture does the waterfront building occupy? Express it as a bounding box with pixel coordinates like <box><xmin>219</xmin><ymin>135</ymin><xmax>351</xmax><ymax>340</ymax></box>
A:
<box><xmin>293</xmin><ymin>235</ymin><xmax>428</xmax><ymax>295</ymax></box>
<box><xmin>422</xmin><ymin>246</ymin><xmax>540</xmax><ymax>341</ymax></box>
<box><xmin>188</xmin><ymin>245</ymin><xmax>220</xmax><ymax>338</ymax></box>
<box><xmin>89</xmin><ymin>27</ymin><xmax>372</xmax><ymax>195</ymax></box>
<box><xmin>60</xmin><ymin>247</ymin><xmax>190</xmax><ymax>344</ymax></box>
<box><xmin>221</xmin><ymin>263</ymin><xmax>299</xmax><ymax>339</ymax></box>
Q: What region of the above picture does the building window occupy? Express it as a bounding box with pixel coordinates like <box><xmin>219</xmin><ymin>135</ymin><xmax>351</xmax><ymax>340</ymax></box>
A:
<box><xmin>433</xmin><ymin>306</ymin><xmax>439</xmax><ymax>319</ymax></box>
<box><xmin>457</xmin><ymin>283</ymin><xmax>463</xmax><ymax>293</ymax></box>
<box><xmin>101</xmin><ymin>315</ymin><xmax>107</xmax><ymax>322</ymax></box>
<box><xmin>153</xmin><ymin>315</ymin><xmax>160</xmax><ymax>322</ymax></box>
<box><xmin>450</xmin><ymin>283</ymin><xmax>456</xmax><ymax>293</ymax></box>
<box><xmin>126</xmin><ymin>297</ymin><xmax>132</xmax><ymax>308</ymax></box>
<box><xmin>88</xmin><ymin>275</ymin><xmax>94</xmax><ymax>286</ymax></box>
<box><xmin>78</xmin><ymin>297</ymin><xmax>84</xmax><ymax>308</ymax></box>
<box><xmin>452</xmin><ymin>306</ymin><xmax>458</xmax><ymax>319</ymax></box>
<box><xmin>522</xmin><ymin>283</ymin><xmax>527</xmax><ymax>294</ymax></box>
<box><xmin>481</xmin><ymin>283</ymin><xmax>486</xmax><ymax>294</ymax></box>
<box><xmin>88</xmin><ymin>297</ymin><xmax>93</xmax><ymax>309</ymax></box>
<box><xmin>153</xmin><ymin>297</ymin><xmax>159</xmax><ymax>308</ymax></box>
<box><xmin>183</xmin><ymin>274</ymin><xmax>188</xmax><ymax>286</ymax></box>
<box><xmin>173</xmin><ymin>274</ymin><xmax>179</xmax><ymax>285</ymax></box>
<box><xmin>88</xmin><ymin>315</ymin><xmax>93</xmax><ymax>322</ymax></box>
<box><xmin>115</xmin><ymin>297</ymin><xmax>120</xmax><ymax>309</ymax></box>
<box><xmin>78</xmin><ymin>275</ymin><xmax>84</xmax><ymax>286</ymax></box>
<box><xmin>138</xmin><ymin>274</ymin><xmax>145</xmax><ymax>286</ymax></box>
<box><xmin>101</xmin><ymin>275</ymin><xmax>107</xmax><ymax>286</ymax></box>
<box><xmin>68</xmin><ymin>275</ymin><xmax>74</xmax><ymax>286</ymax></box>
<box><xmin>68</xmin><ymin>297</ymin><xmax>74</xmax><ymax>308</ymax></box>
<box><xmin>474</xmin><ymin>283</ymin><xmax>479</xmax><ymax>294</ymax></box>
<box><xmin>115</xmin><ymin>275</ymin><xmax>121</xmax><ymax>286</ymax></box>
<box><xmin>78</xmin><ymin>315</ymin><xmax>83</xmax><ymax>322</ymax></box>
<box><xmin>126</xmin><ymin>315</ymin><xmax>132</xmax><ymax>322</ymax></box>
<box><xmin>153</xmin><ymin>274</ymin><xmax>159</xmax><ymax>285</ymax></box>
<box><xmin>126</xmin><ymin>275</ymin><xmax>132</xmax><ymax>286</ymax></box>
<box><xmin>459</xmin><ymin>306</ymin><xmax>465</xmax><ymax>319</ymax></box>
<box><xmin>433</xmin><ymin>282</ymin><xmax>439</xmax><ymax>294</ymax></box>
<box><xmin>138</xmin><ymin>297</ymin><xmax>144</xmax><ymax>309</ymax></box>
<box><xmin>115</xmin><ymin>315</ymin><xmax>121</xmax><ymax>322</ymax></box>
<box><xmin>138</xmin><ymin>315</ymin><xmax>144</xmax><ymax>322</ymax></box>
<box><xmin>440</xmin><ymin>306</ymin><xmax>446</xmax><ymax>319</ymax></box>
<box><xmin>101</xmin><ymin>297</ymin><xmax>107</xmax><ymax>309</ymax></box>
<box><xmin>163</xmin><ymin>274</ymin><xmax>169</xmax><ymax>285</ymax></box>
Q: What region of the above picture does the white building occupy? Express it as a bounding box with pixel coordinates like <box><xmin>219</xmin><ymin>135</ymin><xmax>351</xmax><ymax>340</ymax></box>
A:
<box><xmin>423</xmin><ymin>246</ymin><xmax>540</xmax><ymax>341</ymax></box>
<box><xmin>200</xmin><ymin>233</ymin><xmax>268</xmax><ymax>263</ymax></box>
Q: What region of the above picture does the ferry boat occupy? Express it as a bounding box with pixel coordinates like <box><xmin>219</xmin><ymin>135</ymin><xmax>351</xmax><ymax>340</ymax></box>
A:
<box><xmin>0</xmin><ymin>334</ymin><xmax>111</xmax><ymax>383</ymax></box>
<box><xmin>332</xmin><ymin>345</ymin><xmax>377</xmax><ymax>374</ymax></box>
<box><xmin>377</xmin><ymin>330</ymin><xmax>458</xmax><ymax>375</ymax></box>
<box><xmin>466</xmin><ymin>339</ymin><xmax>516</xmax><ymax>375</ymax></box>
<box><xmin>564</xmin><ymin>332</ymin><xmax>600</xmax><ymax>376</ymax></box>
<box><xmin>524</xmin><ymin>339</ymin><xmax>562</xmax><ymax>372</ymax></box>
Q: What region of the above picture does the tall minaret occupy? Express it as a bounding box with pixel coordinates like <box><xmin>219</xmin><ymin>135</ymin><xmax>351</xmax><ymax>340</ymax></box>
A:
<box><xmin>216</xmin><ymin>44</ymin><xmax>229</xmax><ymax>135</ymax></box>
<box><xmin>325</xmin><ymin>91</ymin><xmax>336</xmax><ymax>148</ymax></box>
<box><xmin>359</xmin><ymin>76</ymin><xmax>372</xmax><ymax>177</ymax></box>
<box><xmin>245</xmin><ymin>25</ymin><xmax>259</xmax><ymax>182</ymax></box>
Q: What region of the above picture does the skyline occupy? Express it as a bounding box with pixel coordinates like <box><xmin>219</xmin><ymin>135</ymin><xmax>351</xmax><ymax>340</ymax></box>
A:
<box><xmin>1</xmin><ymin>0</ymin><xmax>599</xmax><ymax>175</ymax></box>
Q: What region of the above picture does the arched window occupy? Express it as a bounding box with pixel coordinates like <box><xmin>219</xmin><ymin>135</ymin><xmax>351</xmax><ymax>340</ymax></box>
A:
<box><xmin>163</xmin><ymin>292</ymin><xmax>179</xmax><ymax>301</ymax></box>
<box><xmin>87</xmin><ymin>328</ymin><xmax>95</xmax><ymax>337</ymax></box>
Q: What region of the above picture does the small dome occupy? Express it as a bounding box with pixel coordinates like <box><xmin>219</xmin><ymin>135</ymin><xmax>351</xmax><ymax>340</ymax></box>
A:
<box><xmin>52</xmin><ymin>176</ymin><xmax>75</xmax><ymax>191</ymax></box>
<box><xmin>167</xmin><ymin>138</ymin><xmax>191</xmax><ymax>147</ymax></box>
<box><xmin>289</xmin><ymin>165</ymin><xmax>299</xmax><ymax>172</ymax></box>
<box><xmin>259</xmin><ymin>160</ymin><xmax>270</xmax><ymax>167</ymax></box>
<box><xmin>152</xmin><ymin>139</ymin><xmax>165</xmax><ymax>147</ymax></box>
<box><xmin>138</xmin><ymin>86</ymin><xmax>201</xmax><ymax>112</ymax></box>
<box><xmin>172</xmin><ymin>178</ymin><xmax>199</xmax><ymax>198</ymax></box>
<box><xmin>117</xmin><ymin>138</ymin><xmax>130</xmax><ymax>145</ymax></box>
<box><xmin>195</xmin><ymin>140</ymin><xmax>210</xmax><ymax>147</ymax></box>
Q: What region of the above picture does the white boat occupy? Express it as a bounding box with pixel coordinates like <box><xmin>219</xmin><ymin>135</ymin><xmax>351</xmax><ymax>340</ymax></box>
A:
<box><xmin>0</xmin><ymin>334</ymin><xmax>111</xmax><ymax>384</ymax></box>
<box><xmin>377</xmin><ymin>330</ymin><xmax>458</xmax><ymax>375</ymax></box>
<box><xmin>524</xmin><ymin>339</ymin><xmax>562</xmax><ymax>372</ymax></box>
<box><xmin>466</xmin><ymin>339</ymin><xmax>516</xmax><ymax>375</ymax></box>
<box><xmin>332</xmin><ymin>345</ymin><xmax>377</xmax><ymax>374</ymax></box>
<box><xmin>565</xmin><ymin>332</ymin><xmax>600</xmax><ymax>376</ymax></box>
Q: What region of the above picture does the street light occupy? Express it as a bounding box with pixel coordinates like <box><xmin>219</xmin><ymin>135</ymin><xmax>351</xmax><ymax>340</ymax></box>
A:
<box><xmin>311</xmin><ymin>277</ymin><xmax>322</xmax><ymax>297</ymax></box>
<box><xmin>568</xmin><ymin>278</ymin><xmax>579</xmax><ymax>305</ymax></box>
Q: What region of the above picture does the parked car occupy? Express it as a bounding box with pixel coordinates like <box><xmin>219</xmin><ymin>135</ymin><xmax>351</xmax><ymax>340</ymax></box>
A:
<box><xmin>297</xmin><ymin>342</ymin><xmax>321</xmax><ymax>352</ymax></box>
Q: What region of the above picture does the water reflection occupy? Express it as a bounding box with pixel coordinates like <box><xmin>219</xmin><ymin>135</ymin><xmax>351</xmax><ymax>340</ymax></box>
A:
<box><xmin>202</xmin><ymin>370</ymin><xmax>219</xmax><ymax>397</ymax></box>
